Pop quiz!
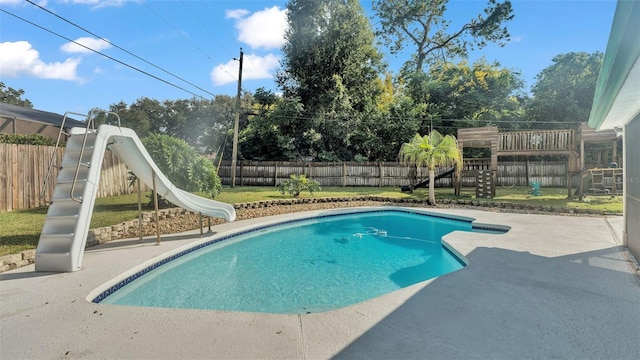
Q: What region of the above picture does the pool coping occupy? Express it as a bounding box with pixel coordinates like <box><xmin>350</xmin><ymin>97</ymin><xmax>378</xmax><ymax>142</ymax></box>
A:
<box><xmin>87</xmin><ymin>207</ymin><xmax>509</xmax><ymax>305</ymax></box>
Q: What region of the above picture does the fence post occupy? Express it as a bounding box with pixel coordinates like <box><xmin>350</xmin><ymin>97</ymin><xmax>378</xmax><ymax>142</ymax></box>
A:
<box><xmin>274</xmin><ymin>162</ymin><xmax>278</xmax><ymax>186</ymax></box>
<box><xmin>342</xmin><ymin>162</ymin><xmax>346</xmax><ymax>187</ymax></box>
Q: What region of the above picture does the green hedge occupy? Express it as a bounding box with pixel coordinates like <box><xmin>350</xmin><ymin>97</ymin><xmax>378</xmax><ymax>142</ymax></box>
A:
<box><xmin>0</xmin><ymin>133</ymin><xmax>62</xmax><ymax>146</ymax></box>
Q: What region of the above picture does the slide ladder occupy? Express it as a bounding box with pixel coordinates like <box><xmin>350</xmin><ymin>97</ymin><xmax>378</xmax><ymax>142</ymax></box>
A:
<box><xmin>36</xmin><ymin>128</ymin><xmax>101</xmax><ymax>271</ymax></box>
<box><xmin>36</xmin><ymin>110</ymin><xmax>118</xmax><ymax>272</ymax></box>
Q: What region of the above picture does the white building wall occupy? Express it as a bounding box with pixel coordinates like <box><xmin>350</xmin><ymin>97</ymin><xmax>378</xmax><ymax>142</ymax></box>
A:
<box><xmin>625</xmin><ymin>114</ymin><xmax>640</xmax><ymax>262</ymax></box>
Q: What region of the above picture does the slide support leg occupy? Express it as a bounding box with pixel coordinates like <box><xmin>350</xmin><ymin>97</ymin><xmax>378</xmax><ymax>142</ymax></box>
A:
<box><xmin>152</xmin><ymin>170</ymin><xmax>161</xmax><ymax>244</ymax></box>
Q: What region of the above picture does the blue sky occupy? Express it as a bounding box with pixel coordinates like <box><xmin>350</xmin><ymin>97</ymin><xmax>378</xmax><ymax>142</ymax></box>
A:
<box><xmin>0</xmin><ymin>0</ymin><xmax>617</xmax><ymax>116</ymax></box>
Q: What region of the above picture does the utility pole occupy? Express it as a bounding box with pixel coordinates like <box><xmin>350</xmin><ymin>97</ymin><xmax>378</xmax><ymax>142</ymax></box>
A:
<box><xmin>231</xmin><ymin>48</ymin><xmax>243</xmax><ymax>188</ymax></box>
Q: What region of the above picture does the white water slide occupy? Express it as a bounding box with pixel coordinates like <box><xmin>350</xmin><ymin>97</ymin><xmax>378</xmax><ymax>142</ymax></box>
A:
<box><xmin>36</xmin><ymin>124</ymin><xmax>236</xmax><ymax>272</ymax></box>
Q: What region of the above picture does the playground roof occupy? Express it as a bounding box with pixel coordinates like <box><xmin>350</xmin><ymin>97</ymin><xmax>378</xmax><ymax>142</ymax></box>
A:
<box><xmin>588</xmin><ymin>0</ymin><xmax>640</xmax><ymax>131</ymax></box>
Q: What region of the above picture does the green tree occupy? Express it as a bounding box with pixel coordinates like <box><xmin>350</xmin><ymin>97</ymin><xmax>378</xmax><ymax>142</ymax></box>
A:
<box><xmin>527</xmin><ymin>52</ymin><xmax>603</xmax><ymax>128</ymax></box>
<box><xmin>191</xmin><ymin>93</ymin><xmax>254</xmax><ymax>161</ymax></box>
<box><xmin>408</xmin><ymin>59</ymin><xmax>526</xmax><ymax>133</ymax></box>
<box><xmin>277</xmin><ymin>0</ymin><xmax>385</xmax><ymax>160</ymax></box>
<box><xmin>198</xmin><ymin>95</ymin><xmax>234</xmax><ymax>157</ymax></box>
<box><xmin>129</xmin><ymin>97</ymin><xmax>165</xmax><ymax>134</ymax></box>
<box><xmin>373</xmin><ymin>0</ymin><xmax>513</xmax><ymax>74</ymax></box>
<box><xmin>354</xmin><ymin>80</ymin><xmax>424</xmax><ymax>161</ymax></box>
<box><xmin>142</xmin><ymin>134</ymin><xmax>222</xmax><ymax>199</ymax></box>
<box><xmin>398</xmin><ymin>131</ymin><xmax>462</xmax><ymax>205</ymax></box>
<box><xmin>98</xmin><ymin>100</ymin><xmax>152</xmax><ymax>137</ymax></box>
<box><xmin>97</xmin><ymin>95</ymin><xmax>247</xmax><ymax>160</ymax></box>
<box><xmin>240</xmin><ymin>94</ymin><xmax>305</xmax><ymax>161</ymax></box>
<box><xmin>163</xmin><ymin>99</ymin><xmax>194</xmax><ymax>142</ymax></box>
<box><xmin>0</xmin><ymin>82</ymin><xmax>33</xmax><ymax>108</ymax></box>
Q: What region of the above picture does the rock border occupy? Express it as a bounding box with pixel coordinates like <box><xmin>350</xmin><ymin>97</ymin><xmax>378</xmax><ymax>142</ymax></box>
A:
<box><xmin>0</xmin><ymin>196</ymin><xmax>611</xmax><ymax>272</ymax></box>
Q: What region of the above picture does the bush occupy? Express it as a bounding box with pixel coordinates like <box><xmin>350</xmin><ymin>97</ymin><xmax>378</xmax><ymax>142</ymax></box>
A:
<box><xmin>278</xmin><ymin>174</ymin><xmax>321</xmax><ymax>197</ymax></box>
<box><xmin>0</xmin><ymin>133</ymin><xmax>62</xmax><ymax>146</ymax></box>
<box><xmin>142</xmin><ymin>134</ymin><xmax>222</xmax><ymax>199</ymax></box>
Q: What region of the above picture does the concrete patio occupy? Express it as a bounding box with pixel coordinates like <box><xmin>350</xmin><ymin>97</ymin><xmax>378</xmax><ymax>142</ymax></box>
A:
<box><xmin>1</xmin><ymin>207</ymin><xmax>638</xmax><ymax>359</ymax></box>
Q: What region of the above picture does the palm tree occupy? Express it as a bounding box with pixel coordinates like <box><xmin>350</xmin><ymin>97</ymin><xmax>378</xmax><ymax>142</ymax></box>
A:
<box><xmin>398</xmin><ymin>131</ymin><xmax>462</xmax><ymax>205</ymax></box>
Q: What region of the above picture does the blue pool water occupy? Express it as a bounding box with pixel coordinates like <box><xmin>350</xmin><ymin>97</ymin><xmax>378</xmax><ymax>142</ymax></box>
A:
<box><xmin>97</xmin><ymin>209</ymin><xmax>502</xmax><ymax>314</ymax></box>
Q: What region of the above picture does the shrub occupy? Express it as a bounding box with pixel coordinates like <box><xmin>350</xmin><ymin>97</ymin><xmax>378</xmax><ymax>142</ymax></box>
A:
<box><xmin>278</xmin><ymin>174</ymin><xmax>321</xmax><ymax>197</ymax></box>
<box><xmin>0</xmin><ymin>133</ymin><xmax>62</xmax><ymax>146</ymax></box>
<box><xmin>141</xmin><ymin>134</ymin><xmax>222</xmax><ymax>199</ymax></box>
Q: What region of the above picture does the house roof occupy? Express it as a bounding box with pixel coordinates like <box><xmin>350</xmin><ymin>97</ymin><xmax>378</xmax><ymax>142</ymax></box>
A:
<box><xmin>0</xmin><ymin>102</ymin><xmax>86</xmax><ymax>128</ymax></box>
<box><xmin>588</xmin><ymin>0</ymin><xmax>640</xmax><ymax>130</ymax></box>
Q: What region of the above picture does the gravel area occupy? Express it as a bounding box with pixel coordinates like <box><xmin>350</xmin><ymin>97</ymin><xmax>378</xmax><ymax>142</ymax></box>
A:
<box><xmin>125</xmin><ymin>195</ymin><xmax>611</xmax><ymax>240</ymax></box>
<box><xmin>125</xmin><ymin>201</ymin><xmax>386</xmax><ymax>238</ymax></box>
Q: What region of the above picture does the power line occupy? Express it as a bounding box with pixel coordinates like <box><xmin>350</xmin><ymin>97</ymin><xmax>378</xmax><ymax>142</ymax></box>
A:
<box><xmin>25</xmin><ymin>0</ymin><xmax>216</xmax><ymax>98</ymax></box>
<box><xmin>179</xmin><ymin>0</ymin><xmax>233</xmax><ymax>56</ymax></box>
<box><xmin>140</xmin><ymin>0</ymin><xmax>239</xmax><ymax>86</ymax></box>
<box><xmin>176</xmin><ymin>0</ymin><xmax>255</xmax><ymax>94</ymax></box>
<box><xmin>0</xmin><ymin>8</ymin><xmax>208</xmax><ymax>100</ymax></box>
<box><xmin>238</xmin><ymin>106</ymin><xmax>583</xmax><ymax>126</ymax></box>
<box><xmin>194</xmin><ymin>0</ymin><xmax>261</xmax><ymax>93</ymax></box>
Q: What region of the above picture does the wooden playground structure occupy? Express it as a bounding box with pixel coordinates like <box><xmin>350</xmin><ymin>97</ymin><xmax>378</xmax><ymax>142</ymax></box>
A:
<box><xmin>455</xmin><ymin>123</ymin><xmax>622</xmax><ymax>199</ymax></box>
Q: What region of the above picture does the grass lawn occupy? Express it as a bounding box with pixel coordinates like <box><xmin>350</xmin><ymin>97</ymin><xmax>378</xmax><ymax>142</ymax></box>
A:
<box><xmin>0</xmin><ymin>185</ymin><xmax>623</xmax><ymax>256</ymax></box>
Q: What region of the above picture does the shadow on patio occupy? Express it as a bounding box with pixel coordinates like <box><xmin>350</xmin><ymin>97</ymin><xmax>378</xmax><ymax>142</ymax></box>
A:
<box><xmin>332</xmin><ymin>245</ymin><xmax>640</xmax><ymax>359</ymax></box>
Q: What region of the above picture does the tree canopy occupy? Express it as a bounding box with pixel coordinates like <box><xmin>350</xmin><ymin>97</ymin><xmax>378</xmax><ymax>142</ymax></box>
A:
<box><xmin>526</xmin><ymin>52</ymin><xmax>603</xmax><ymax>128</ymax></box>
<box><xmin>4</xmin><ymin>2</ymin><xmax>605</xmax><ymax>165</ymax></box>
<box><xmin>1</xmin><ymin>82</ymin><xmax>33</xmax><ymax>108</ymax></box>
<box><xmin>373</xmin><ymin>0</ymin><xmax>514</xmax><ymax>74</ymax></box>
<box><xmin>410</xmin><ymin>58</ymin><xmax>526</xmax><ymax>133</ymax></box>
<box><xmin>276</xmin><ymin>0</ymin><xmax>385</xmax><ymax>160</ymax></box>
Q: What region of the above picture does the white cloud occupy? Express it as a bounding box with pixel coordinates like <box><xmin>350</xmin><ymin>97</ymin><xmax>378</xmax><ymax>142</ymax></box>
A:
<box><xmin>0</xmin><ymin>0</ymin><xmax>31</xmax><ymax>5</ymax></box>
<box><xmin>0</xmin><ymin>41</ymin><xmax>80</xmax><ymax>81</ymax></box>
<box><xmin>211</xmin><ymin>53</ymin><xmax>280</xmax><ymax>86</ymax></box>
<box><xmin>62</xmin><ymin>0</ymin><xmax>130</xmax><ymax>9</ymax></box>
<box><xmin>231</xmin><ymin>6</ymin><xmax>287</xmax><ymax>50</ymax></box>
<box><xmin>226</xmin><ymin>9</ymin><xmax>249</xmax><ymax>19</ymax></box>
<box><xmin>60</xmin><ymin>37</ymin><xmax>111</xmax><ymax>54</ymax></box>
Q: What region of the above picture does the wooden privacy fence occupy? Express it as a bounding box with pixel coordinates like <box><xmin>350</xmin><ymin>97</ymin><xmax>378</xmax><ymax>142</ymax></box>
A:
<box><xmin>217</xmin><ymin>159</ymin><xmax>574</xmax><ymax>188</ymax></box>
<box><xmin>2</xmin><ymin>146</ymin><xmax>585</xmax><ymax>212</ymax></box>
<box><xmin>218</xmin><ymin>161</ymin><xmax>427</xmax><ymax>187</ymax></box>
<box><xmin>0</xmin><ymin>143</ymin><xmax>136</xmax><ymax>212</ymax></box>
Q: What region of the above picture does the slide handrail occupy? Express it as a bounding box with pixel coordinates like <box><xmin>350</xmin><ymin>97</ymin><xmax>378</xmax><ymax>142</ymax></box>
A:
<box><xmin>70</xmin><ymin>109</ymin><xmax>121</xmax><ymax>203</ymax></box>
<box><xmin>40</xmin><ymin>111</ymin><xmax>88</xmax><ymax>200</ymax></box>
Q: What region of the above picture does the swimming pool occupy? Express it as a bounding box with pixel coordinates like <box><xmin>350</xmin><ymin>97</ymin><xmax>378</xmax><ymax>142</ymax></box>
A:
<box><xmin>93</xmin><ymin>208</ymin><xmax>507</xmax><ymax>314</ymax></box>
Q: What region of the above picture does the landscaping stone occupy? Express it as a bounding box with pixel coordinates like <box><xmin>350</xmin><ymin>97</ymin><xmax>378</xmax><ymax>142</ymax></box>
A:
<box><xmin>1</xmin><ymin>254</ymin><xmax>22</xmax><ymax>266</ymax></box>
<box><xmin>0</xmin><ymin>196</ymin><xmax>615</xmax><ymax>273</ymax></box>
<box><xmin>21</xmin><ymin>249</ymin><xmax>36</xmax><ymax>260</ymax></box>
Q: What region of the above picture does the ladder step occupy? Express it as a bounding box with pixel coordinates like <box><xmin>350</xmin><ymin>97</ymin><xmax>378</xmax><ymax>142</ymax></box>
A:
<box><xmin>52</xmin><ymin>194</ymin><xmax>83</xmax><ymax>201</ymax></box>
<box><xmin>39</xmin><ymin>232</ymin><xmax>74</xmax><ymax>238</ymax></box>
<box><xmin>44</xmin><ymin>214</ymin><xmax>79</xmax><ymax>222</ymax></box>
<box><xmin>42</xmin><ymin>218</ymin><xmax>77</xmax><ymax>234</ymax></box>
<box><xmin>58</xmin><ymin>168</ymin><xmax>90</xmax><ymax>183</ymax></box>
<box><xmin>37</xmin><ymin>234</ymin><xmax>74</xmax><ymax>254</ymax></box>
<box><xmin>47</xmin><ymin>200</ymin><xmax>81</xmax><ymax>217</ymax></box>
<box><xmin>57</xmin><ymin>178</ymin><xmax>89</xmax><ymax>184</ymax></box>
